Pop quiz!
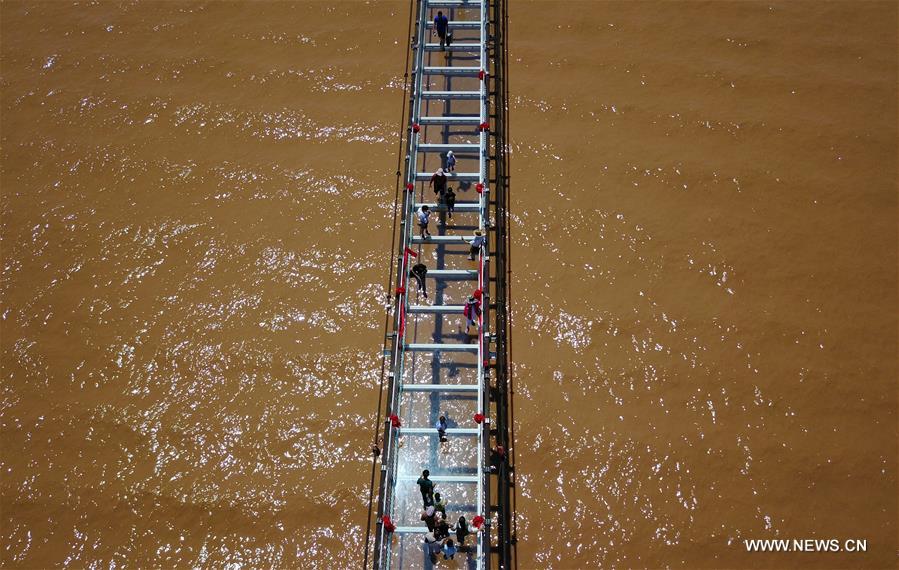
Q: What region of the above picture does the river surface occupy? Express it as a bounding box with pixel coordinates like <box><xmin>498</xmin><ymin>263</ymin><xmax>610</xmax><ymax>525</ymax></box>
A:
<box><xmin>1</xmin><ymin>1</ymin><xmax>896</xmax><ymax>569</ymax></box>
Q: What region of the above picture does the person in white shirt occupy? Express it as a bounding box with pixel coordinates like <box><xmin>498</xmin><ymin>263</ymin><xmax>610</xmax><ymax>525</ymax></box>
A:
<box><xmin>417</xmin><ymin>205</ymin><xmax>432</xmax><ymax>239</ymax></box>
<box><xmin>467</xmin><ymin>229</ymin><xmax>485</xmax><ymax>260</ymax></box>
<box><xmin>445</xmin><ymin>150</ymin><xmax>456</xmax><ymax>172</ymax></box>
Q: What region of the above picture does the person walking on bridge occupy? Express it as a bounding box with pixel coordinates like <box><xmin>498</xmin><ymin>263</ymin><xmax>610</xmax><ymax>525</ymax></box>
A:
<box><xmin>453</xmin><ymin>515</ymin><xmax>470</xmax><ymax>547</ymax></box>
<box><xmin>467</xmin><ymin>230</ymin><xmax>486</xmax><ymax>260</ymax></box>
<box><xmin>430</xmin><ymin>168</ymin><xmax>447</xmax><ymax>201</ymax></box>
<box><xmin>445</xmin><ymin>150</ymin><xmax>456</xmax><ymax>172</ymax></box>
<box><xmin>463</xmin><ymin>293</ymin><xmax>481</xmax><ymax>333</ymax></box>
<box><xmin>417</xmin><ymin>469</ymin><xmax>435</xmax><ymax>506</ymax></box>
<box><xmin>417</xmin><ymin>205</ymin><xmax>432</xmax><ymax>239</ymax></box>
<box><xmin>444</xmin><ymin>187</ymin><xmax>456</xmax><ymax>220</ymax></box>
<box><xmin>436</xmin><ymin>415</ymin><xmax>448</xmax><ymax>442</ymax></box>
<box><xmin>420</xmin><ymin>505</ymin><xmax>436</xmax><ymax>532</ymax></box>
<box><xmin>410</xmin><ymin>261</ymin><xmax>428</xmax><ymax>298</ymax></box>
<box><xmin>434</xmin><ymin>513</ymin><xmax>450</xmax><ymax>541</ymax></box>
<box><xmin>423</xmin><ymin>532</ymin><xmax>440</xmax><ymax>564</ymax></box>
<box><xmin>434</xmin><ymin>491</ymin><xmax>447</xmax><ymax>517</ymax></box>
<box><xmin>433</xmin><ymin>11</ymin><xmax>449</xmax><ymax>50</ymax></box>
<box><xmin>442</xmin><ymin>539</ymin><xmax>458</xmax><ymax>560</ymax></box>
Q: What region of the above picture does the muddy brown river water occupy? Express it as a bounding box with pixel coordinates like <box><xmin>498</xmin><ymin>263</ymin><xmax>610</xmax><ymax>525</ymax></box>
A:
<box><xmin>1</xmin><ymin>1</ymin><xmax>896</xmax><ymax>568</ymax></box>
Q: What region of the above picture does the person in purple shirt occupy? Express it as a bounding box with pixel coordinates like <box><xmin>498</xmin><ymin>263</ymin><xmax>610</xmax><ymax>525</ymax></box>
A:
<box><xmin>433</xmin><ymin>11</ymin><xmax>449</xmax><ymax>50</ymax></box>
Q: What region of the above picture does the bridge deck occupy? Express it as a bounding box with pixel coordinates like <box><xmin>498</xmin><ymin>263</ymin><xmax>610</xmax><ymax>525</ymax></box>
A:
<box><xmin>371</xmin><ymin>0</ymin><xmax>512</xmax><ymax>568</ymax></box>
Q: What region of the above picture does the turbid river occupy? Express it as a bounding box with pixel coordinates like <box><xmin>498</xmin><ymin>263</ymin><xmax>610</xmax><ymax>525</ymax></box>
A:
<box><xmin>1</xmin><ymin>1</ymin><xmax>895</xmax><ymax>568</ymax></box>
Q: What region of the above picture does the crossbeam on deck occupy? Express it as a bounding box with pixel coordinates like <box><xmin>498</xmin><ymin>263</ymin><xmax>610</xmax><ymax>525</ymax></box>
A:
<box><xmin>418</xmin><ymin>142</ymin><xmax>481</xmax><ymax>152</ymax></box>
<box><xmin>421</xmin><ymin>91</ymin><xmax>483</xmax><ymax>101</ymax></box>
<box><xmin>419</xmin><ymin>116</ymin><xmax>482</xmax><ymax>126</ymax></box>
<box><xmin>425</xmin><ymin>20</ymin><xmax>482</xmax><ymax>30</ymax></box>
<box><xmin>397</xmin><ymin>474</ymin><xmax>480</xmax><ymax>483</ymax></box>
<box><xmin>399</xmin><ymin>427</ymin><xmax>480</xmax><ymax>435</ymax></box>
<box><xmin>405</xmin><ymin>343</ymin><xmax>478</xmax><ymax>353</ymax></box>
<box><xmin>422</xmin><ymin>42</ymin><xmax>482</xmax><ymax>52</ymax></box>
<box><xmin>427</xmin><ymin>0</ymin><xmax>482</xmax><ymax>7</ymax></box>
<box><xmin>411</xmin><ymin>235</ymin><xmax>477</xmax><ymax>244</ymax></box>
<box><xmin>393</xmin><ymin>526</ymin><xmax>431</xmax><ymax>535</ymax></box>
<box><xmin>427</xmin><ymin>269</ymin><xmax>478</xmax><ymax>279</ymax></box>
<box><xmin>416</xmin><ymin>202</ymin><xmax>480</xmax><ymax>212</ymax></box>
<box><xmin>401</xmin><ymin>383</ymin><xmax>479</xmax><ymax>392</ymax></box>
<box><xmin>415</xmin><ymin>172</ymin><xmax>480</xmax><ymax>182</ymax></box>
<box><xmin>408</xmin><ymin>304</ymin><xmax>465</xmax><ymax>314</ymax></box>
<box><xmin>420</xmin><ymin>66</ymin><xmax>482</xmax><ymax>76</ymax></box>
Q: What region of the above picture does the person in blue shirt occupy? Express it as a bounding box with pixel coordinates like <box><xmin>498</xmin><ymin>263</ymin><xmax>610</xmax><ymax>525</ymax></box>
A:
<box><xmin>442</xmin><ymin>538</ymin><xmax>457</xmax><ymax>560</ymax></box>
<box><xmin>433</xmin><ymin>11</ymin><xmax>449</xmax><ymax>50</ymax></box>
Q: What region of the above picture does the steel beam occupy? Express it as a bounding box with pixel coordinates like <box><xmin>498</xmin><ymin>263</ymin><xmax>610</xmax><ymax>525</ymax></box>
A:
<box><xmin>408</xmin><ymin>304</ymin><xmax>465</xmax><ymax>314</ymax></box>
<box><xmin>401</xmin><ymin>383</ymin><xmax>479</xmax><ymax>392</ymax></box>
<box><xmin>405</xmin><ymin>343</ymin><xmax>478</xmax><ymax>353</ymax></box>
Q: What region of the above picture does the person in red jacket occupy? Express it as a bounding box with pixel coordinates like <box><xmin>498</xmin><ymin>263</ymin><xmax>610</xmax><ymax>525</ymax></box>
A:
<box><xmin>430</xmin><ymin>168</ymin><xmax>447</xmax><ymax>201</ymax></box>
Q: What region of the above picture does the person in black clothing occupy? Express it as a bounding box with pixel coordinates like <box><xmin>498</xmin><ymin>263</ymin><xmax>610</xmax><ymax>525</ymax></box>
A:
<box><xmin>433</xmin><ymin>11</ymin><xmax>449</xmax><ymax>50</ymax></box>
<box><xmin>430</xmin><ymin>168</ymin><xmax>447</xmax><ymax>201</ymax></box>
<box><xmin>436</xmin><ymin>415</ymin><xmax>448</xmax><ymax>442</ymax></box>
<box><xmin>417</xmin><ymin>469</ymin><xmax>434</xmax><ymax>506</ymax></box>
<box><xmin>454</xmin><ymin>515</ymin><xmax>470</xmax><ymax>547</ymax></box>
<box><xmin>410</xmin><ymin>262</ymin><xmax>428</xmax><ymax>298</ymax></box>
<box><xmin>444</xmin><ymin>187</ymin><xmax>456</xmax><ymax>220</ymax></box>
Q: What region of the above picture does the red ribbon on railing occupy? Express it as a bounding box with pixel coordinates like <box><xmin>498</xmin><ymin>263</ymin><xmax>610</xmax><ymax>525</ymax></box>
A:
<box><xmin>474</xmin><ymin>413</ymin><xmax>485</xmax><ymax>424</ymax></box>
<box><xmin>478</xmin><ymin>69</ymin><xmax>486</xmax><ymax>81</ymax></box>
<box><xmin>406</xmin><ymin>183</ymin><xmax>414</xmax><ymax>191</ymax></box>
<box><xmin>382</xmin><ymin>515</ymin><xmax>396</xmax><ymax>533</ymax></box>
<box><xmin>479</xmin><ymin>122</ymin><xmax>490</xmax><ymax>132</ymax></box>
<box><xmin>412</xmin><ymin>123</ymin><xmax>420</xmax><ymax>133</ymax></box>
<box><xmin>475</xmin><ymin>183</ymin><xmax>484</xmax><ymax>193</ymax></box>
<box><xmin>472</xmin><ymin>515</ymin><xmax>485</xmax><ymax>529</ymax></box>
<box><xmin>389</xmin><ymin>415</ymin><xmax>401</xmax><ymax>428</ymax></box>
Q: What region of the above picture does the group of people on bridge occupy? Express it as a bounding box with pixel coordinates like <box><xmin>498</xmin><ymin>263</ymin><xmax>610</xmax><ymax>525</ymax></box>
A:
<box><xmin>417</xmin><ymin>469</ymin><xmax>484</xmax><ymax>563</ymax></box>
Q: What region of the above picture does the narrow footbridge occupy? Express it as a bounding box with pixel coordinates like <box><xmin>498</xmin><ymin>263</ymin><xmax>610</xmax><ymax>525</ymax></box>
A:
<box><xmin>365</xmin><ymin>0</ymin><xmax>515</xmax><ymax>568</ymax></box>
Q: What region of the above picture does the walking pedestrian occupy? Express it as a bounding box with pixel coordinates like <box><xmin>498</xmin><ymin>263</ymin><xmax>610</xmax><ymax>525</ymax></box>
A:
<box><xmin>435</xmin><ymin>415</ymin><xmax>448</xmax><ymax>442</ymax></box>
<box><xmin>443</xmin><ymin>539</ymin><xmax>457</xmax><ymax>560</ymax></box>
<box><xmin>444</xmin><ymin>187</ymin><xmax>456</xmax><ymax>220</ymax></box>
<box><xmin>467</xmin><ymin>230</ymin><xmax>486</xmax><ymax>260</ymax></box>
<box><xmin>433</xmin><ymin>11</ymin><xmax>449</xmax><ymax>50</ymax></box>
<box><xmin>420</xmin><ymin>505</ymin><xmax>436</xmax><ymax>532</ymax></box>
<box><xmin>417</xmin><ymin>469</ymin><xmax>434</xmax><ymax>506</ymax></box>
<box><xmin>434</xmin><ymin>514</ymin><xmax>450</xmax><ymax>541</ymax></box>
<box><xmin>423</xmin><ymin>532</ymin><xmax>440</xmax><ymax>564</ymax></box>
<box><xmin>434</xmin><ymin>492</ymin><xmax>447</xmax><ymax>517</ymax></box>
<box><xmin>463</xmin><ymin>294</ymin><xmax>481</xmax><ymax>332</ymax></box>
<box><xmin>454</xmin><ymin>515</ymin><xmax>470</xmax><ymax>546</ymax></box>
<box><xmin>430</xmin><ymin>168</ymin><xmax>447</xmax><ymax>201</ymax></box>
<box><xmin>446</xmin><ymin>150</ymin><xmax>456</xmax><ymax>172</ymax></box>
<box><xmin>410</xmin><ymin>261</ymin><xmax>428</xmax><ymax>298</ymax></box>
<box><xmin>417</xmin><ymin>205</ymin><xmax>431</xmax><ymax>239</ymax></box>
